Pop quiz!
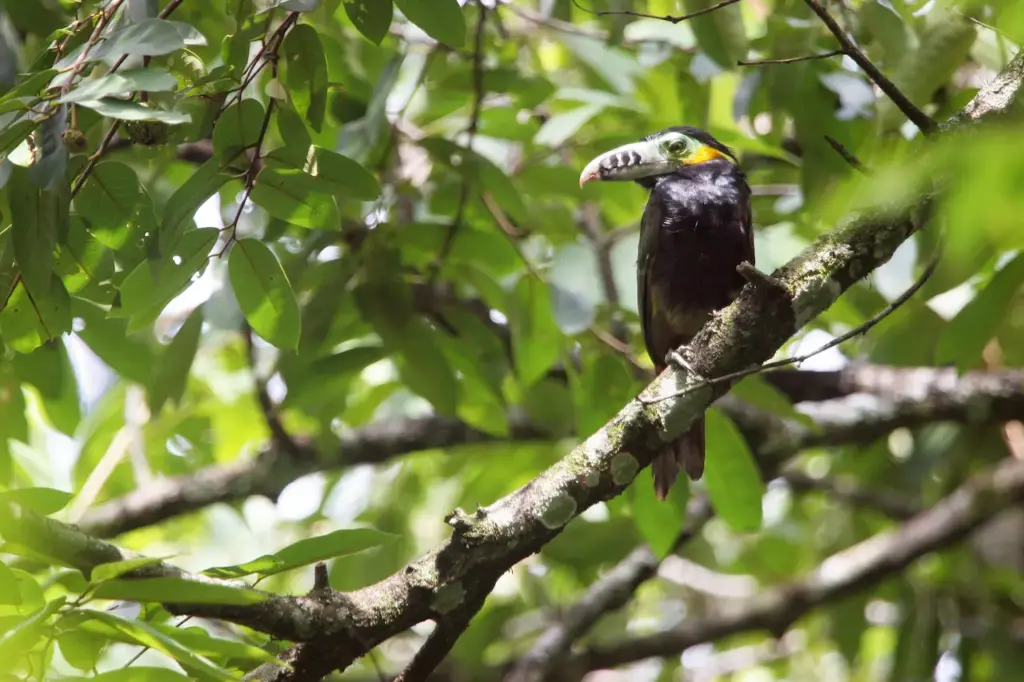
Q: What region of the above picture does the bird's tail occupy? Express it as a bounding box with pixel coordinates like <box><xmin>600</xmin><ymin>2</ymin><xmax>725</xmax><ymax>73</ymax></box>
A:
<box><xmin>652</xmin><ymin>417</ymin><xmax>706</xmax><ymax>499</ymax></box>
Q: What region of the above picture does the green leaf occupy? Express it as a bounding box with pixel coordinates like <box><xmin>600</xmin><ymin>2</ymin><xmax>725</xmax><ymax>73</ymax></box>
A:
<box><xmin>0</xmin><ymin>69</ymin><xmax>58</xmax><ymax>103</ymax></box>
<box><xmin>0</xmin><ymin>597</ymin><xmax>66</xmax><ymax>664</ymax></box>
<box><xmin>261</xmin><ymin>528</ymin><xmax>397</xmax><ymax>576</ymax></box>
<box><xmin>682</xmin><ymin>0</ymin><xmax>748</xmax><ymax>70</ymax></box>
<box><xmin>93</xmin><ymin>19</ymin><xmax>201</xmax><ymax>59</ymax></box>
<box><xmin>704</xmin><ymin>409</ymin><xmax>765</xmax><ymax>533</ymax></box>
<box><xmin>59</xmin><ymin>68</ymin><xmax>178</xmax><ymax>104</ymax></box>
<box><xmin>66</xmin><ymin>609</ymin><xmax>236</xmax><ymax>681</ymax></box>
<box><xmin>394</xmin><ymin>0</ymin><xmax>466</xmax><ymax>47</ymax></box>
<box><xmin>936</xmin><ymin>252</ymin><xmax>1024</xmax><ymax>371</ymax></box>
<box><xmin>74</xmin><ymin>298</ymin><xmax>158</xmax><ymax>384</ymax></box>
<box><xmin>73</xmin><ymin>161</ymin><xmax>140</xmax><ymax>230</ymax></box>
<box><xmin>0</xmin><ymin>275</ymin><xmax>72</xmax><ymax>353</ymax></box>
<box><xmin>574</xmin><ymin>354</ymin><xmax>636</xmax><ymax>438</ymax></box>
<box><xmin>117</xmin><ymin>228</ymin><xmax>218</xmax><ymax>329</ymax></box>
<box><xmin>881</xmin><ymin>8</ymin><xmax>975</xmax><ymax>131</ymax></box>
<box><xmin>11</xmin><ymin>341</ymin><xmax>80</xmax><ymax>435</ymax></box>
<box><xmin>629</xmin><ymin>468</ymin><xmax>689</xmax><ymax>558</ymax></box>
<box><xmin>0</xmin><ymin>487</ymin><xmax>72</xmax><ymax>516</ymax></box>
<box><xmin>63</xmin><ymin>668</ymin><xmax>195</xmax><ymax>682</ymax></box>
<box><xmin>148</xmin><ymin>306</ymin><xmax>204</xmax><ymax>413</ymax></box>
<box><xmin>160</xmin><ymin>159</ymin><xmax>231</xmax><ymax>254</ymax></box>
<box><xmin>228</xmin><ymin>239</ymin><xmax>301</xmax><ymax>351</ymax></box>
<box><xmin>76</xmin><ymin>99</ymin><xmax>191</xmax><ymax>124</ymax></box>
<box><xmin>344</xmin><ymin>0</ymin><xmax>393</xmax><ymax>44</ymax></box>
<box><xmin>9</xmin><ymin>165</ymin><xmax>57</xmax><ymax>296</ymax></box>
<box><xmin>155</xmin><ymin>624</ymin><xmax>283</xmax><ymax>667</ymax></box>
<box><xmin>250</xmin><ymin>166</ymin><xmax>339</xmax><ymax>229</ymax></box>
<box><xmin>0</xmin><ymin>118</ymin><xmax>38</xmax><ymax>158</ymax></box>
<box><xmin>212</xmin><ymin>97</ymin><xmax>266</xmax><ymax>160</ymax></box>
<box><xmin>90</xmin><ymin>557</ymin><xmax>169</xmax><ymax>583</ymax></box>
<box><xmin>201</xmin><ymin>555</ymin><xmax>283</xmax><ymax>579</ymax></box>
<box><xmin>57</xmin><ymin>629</ymin><xmax>108</xmax><ymax>672</ymax></box>
<box><xmin>508</xmin><ymin>276</ymin><xmax>561</xmax><ymax>387</ymax></box>
<box><xmin>0</xmin><ymin>560</ymin><xmax>20</xmax><ymax>605</ymax></box>
<box><xmin>420</xmin><ymin>137</ymin><xmax>527</xmax><ymax>223</ymax></box>
<box><xmin>307</xmin><ymin>147</ymin><xmax>380</xmax><ymax>201</ymax></box>
<box><xmin>548</xmin><ymin>242</ymin><xmax>601</xmax><ymax>335</ymax></box>
<box><xmin>731</xmin><ymin>375</ymin><xmax>815</xmax><ymax>427</ymax></box>
<box><xmin>91</xmin><ymin>577</ymin><xmax>268</xmax><ymax>605</ymax></box>
<box><xmin>283</xmin><ymin>24</ymin><xmax>328</xmax><ymax>132</ymax></box>
<box><xmin>56</xmin><ymin>219</ymin><xmax>114</xmax><ymax>294</ymax></box>
<box><xmin>355</xmin><ymin>279</ymin><xmax>460</xmax><ymax>415</ymax></box>
<box><xmin>273</xmin><ymin>105</ymin><xmax>311</xmax><ymax>166</ymax></box>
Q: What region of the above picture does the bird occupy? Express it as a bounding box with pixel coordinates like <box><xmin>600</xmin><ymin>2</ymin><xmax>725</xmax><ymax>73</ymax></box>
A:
<box><xmin>579</xmin><ymin>126</ymin><xmax>755</xmax><ymax>498</ymax></box>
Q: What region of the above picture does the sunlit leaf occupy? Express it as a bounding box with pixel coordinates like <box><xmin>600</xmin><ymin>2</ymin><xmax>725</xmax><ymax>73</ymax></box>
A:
<box><xmin>212</xmin><ymin>97</ymin><xmax>266</xmax><ymax>160</ymax></box>
<box><xmin>261</xmin><ymin>528</ymin><xmax>398</xmax><ymax>576</ymax></box>
<box><xmin>0</xmin><ymin>487</ymin><xmax>72</xmax><ymax>515</ymax></box>
<box><xmin>937</xmin><ymin>252</ymin><xmax>1024</xmax><ymax>371</ymax></box>
<box><xmin>250</xmin><ymin>167</ymin><xmax>340</xmax><ymax>229</ymax></box>
<box><xmin>704</xmin><ymin>409</ymin><xmax>764</xmax><ymax>533</ymax></box>
<box><xmin>91</xmin><ymin>577</ymin><xmax>268</xmax><ymax>605</ymax></box>
<box><xmin>73</xmin><ymin>162</ymin><xmax>140</xmax><ymax>230</ymax></box>
<box><xmin>228</xmin><ymin>239</ymin><xmax>301</xmax><ymax>351</ymax></box>
<box><xmin>394</xmin><ymin>0</ymin><xmax>465</xmax><ymax>47</ymax></box>
<box><xmin>283</xmin><ymin>24</ymin><xmax>328</xmax><ymax>132</ymax></box>
<box><xmin>508</xmin><ymin>276</ymin><xmax>561</xmax><ymax>388</ymax></box>
<box><xmin>90</xmin><ymin>557</ymin><xmax>170</xmax><ymax>583</ymax></box>
<box><xmin>117</xmin><ymin>228</ymin><xmax>218</xmax><ymax>329</ymax></box>
<box><xmin>343</xmin><ymin>0</ymin><xmax>393</xmax><ymax>44</ymax></box>
<box><xmin>201</xmin><ymin>555</ymin><xmax>283</xmax><ymax>580</ymax></box>
<box><xmin>65</xmin><ymin>609</ymin><xmax>236</xmax><ymax>681</ymax></box>
<box><xmin>59</xmin><ymin>69</ymin><xmax>178</xmax><ymax>104</ymax></box>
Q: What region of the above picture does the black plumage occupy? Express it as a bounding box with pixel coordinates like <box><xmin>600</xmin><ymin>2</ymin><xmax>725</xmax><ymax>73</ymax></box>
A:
<box><xmin>581</xmin><ymin>126</ymin><xmax>755</xmax><ymax>498</ymax></box>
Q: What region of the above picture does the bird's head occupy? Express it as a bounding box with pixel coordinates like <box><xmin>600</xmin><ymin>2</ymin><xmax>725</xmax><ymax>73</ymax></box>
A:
<box><xmin>579</xmin><ymin>126</ymin><xmax>737</xmax><ymax>188</ymax></box>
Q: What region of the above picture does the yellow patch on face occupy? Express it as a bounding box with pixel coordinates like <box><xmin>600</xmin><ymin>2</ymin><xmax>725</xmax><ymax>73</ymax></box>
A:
<box><xmin>683</xmin><ymin>144</ymin><xmax>727</xmax><ymax>166</ymax></box>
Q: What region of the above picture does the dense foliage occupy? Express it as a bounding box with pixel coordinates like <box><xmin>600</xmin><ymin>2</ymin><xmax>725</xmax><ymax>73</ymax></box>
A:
<box><xmin>1</xmin><ymin>0</ymin><xmax>1024</xmax><ymax>680</ymax></box>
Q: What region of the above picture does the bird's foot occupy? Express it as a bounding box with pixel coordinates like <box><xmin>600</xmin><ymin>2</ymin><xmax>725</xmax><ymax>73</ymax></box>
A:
<box><xmin>737</xmin><ymin>261</ymin><xmax>787</xmax><ymax>292</ymax></box>
<box><xmin>665</xmin><ymin>349</ymin><xmax>703</xmax><ymax>380</ymax></box>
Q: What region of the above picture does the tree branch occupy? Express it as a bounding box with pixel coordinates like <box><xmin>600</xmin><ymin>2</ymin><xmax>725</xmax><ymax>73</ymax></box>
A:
<box><xmin>26</xmin><ymin>50</ymin><xmax>1021</xmax><ymax>682</ymax></box>
<box><xmin>802</xmin><ymin>0</ymin><xmax>936</xmax><ymax>134</ymax></box>
<box><xmin>433</xmin><ymin>2</ymin><xmax>488</xmax><ymax>278</ymax></box>
<box><xmin>571</xmin><ymin>457</ymin><xmax>1024</xmax><ymax>673</ymax></box>
<box><xmin>395</xmin><ymin>586</ymin><xmax>493</xmax><ymax>682</ymax></box>
<box><xmin>570</xmin><ymin>0</ymin><xmax>742</xmax><ymax>24</ymax></box>
<box><xmin>504</xmin><ymin>495</ymin><xmax>713</xmax><ymax>682</ymax></box>
<box><xmin>738</xmin><ymin>49</ymin><xmax>844</xmax><ymax>66</ymax></box>
<box><xmin>76</xmin><ymin>362</ymin><xmax>1024</xmax><ymax>539</ymax></box>
<box><xmin>766</xmin><ymin>363</ymin><xmax>1024</xmax><ymax>406</ymax></box>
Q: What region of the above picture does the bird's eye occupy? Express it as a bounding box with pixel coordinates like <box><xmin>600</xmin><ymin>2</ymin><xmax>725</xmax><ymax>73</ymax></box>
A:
<box><xmin>666</xmin><ymin>139</ymin><xmax>686</xmax><ymax>154</ymax></box>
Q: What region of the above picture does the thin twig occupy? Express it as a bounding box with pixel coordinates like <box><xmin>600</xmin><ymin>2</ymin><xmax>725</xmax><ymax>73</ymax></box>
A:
<box><xmin>738</xmin><ymin>49</ymin><xmax>844</xmax><ymax>66</ymax></box>
<box><xmin>60</xmin><ymin>0</ymin><xmax>125</xmax><ymax>95</ymax></box>
<box><xmin>244</xmin><ymin>323</ymin><xmax>304</xmax><ymax>460</ymax></box>
<box><xmin>215</xmin><ymin>13</ymin><xmax>298</xmax><ymax>255</ymax></box>
<box><xmin>70</xmin><ymin>120</ymin><xmax>122</xmax><ymax>198</ymax></box>
<box><xmin>643</xmin><ymin>248</ymin><xmax>940</xmax><ymax>405</ymax></box>
<box><xmin>824</xmin><ymin>135</ymin><xmax>869</xmax><ymax>174</ymax></box>
<box><xmin>432</xmin><ymin>3</ymin><xmax>488</xmax><ymax>281</ymax></box>
<box><xmin>571</xmin><ymin>0</ymin><xmax>743</xmax><ymax>24</ymax></box>
<box><xmin>480</xmin><ymin>189</ymin><xmax>643</xmax><ymax>367</ymax></box>
<box><xmin>68</xmin><ymin>0</ymin><xmax>189</xmax><ymax>197</ymax></box>
<box><xmin>803</xmin><ymin>0</ymin><xmax>936</xmax><ymax>134</ymax></box>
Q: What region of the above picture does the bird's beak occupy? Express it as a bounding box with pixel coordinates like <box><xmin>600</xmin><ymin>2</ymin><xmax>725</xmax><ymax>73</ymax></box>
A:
<box><xmin>579</xmin><ymin>139</ymin><xmax>674</xmax><ymax>187</ymax></box>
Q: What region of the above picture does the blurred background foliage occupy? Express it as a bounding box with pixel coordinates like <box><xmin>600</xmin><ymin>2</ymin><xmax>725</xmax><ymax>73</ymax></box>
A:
<box><xmin>1</xmin><ymin>0</ymin><xmax>1024</xmax><ymax>680</ymax></box>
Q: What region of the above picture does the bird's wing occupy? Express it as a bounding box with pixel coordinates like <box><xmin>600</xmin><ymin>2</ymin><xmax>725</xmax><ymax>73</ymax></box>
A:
<box><xmin>741</xmin><ymin>183</ymin><xmax>755</xmax><ymax>266</ymax></box>
<box><xmin>637</xmin><ymin>197</ymin><xmax>663</xmax><ymax>367</ymax></box>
